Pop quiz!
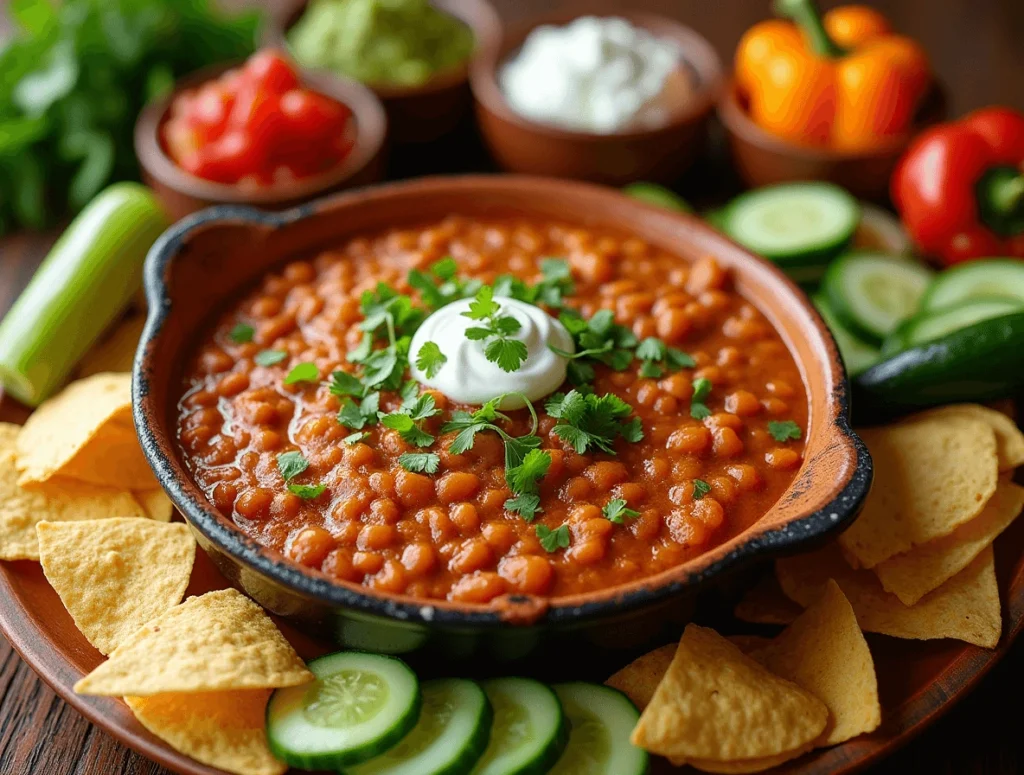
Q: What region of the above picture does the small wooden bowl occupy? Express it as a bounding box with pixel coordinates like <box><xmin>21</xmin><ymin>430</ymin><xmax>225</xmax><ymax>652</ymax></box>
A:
<box><xmin>469</xmin><ymin>8</ymin><xmax>723</xmax><ymax>185</ymax></box>
<box><xmin>134</xmin><ymin>63</ymin><xmax>387</xmax><ymax>221</ymax></box>
<box><xmin>271</xmin><ymin>0</ymin><xmax>502</xmax><ymax>144</ymax></box>
<box><xmin>719</xmin><ymin>77</ymin><xmax>947</xmax><ymax>201</ymax></box>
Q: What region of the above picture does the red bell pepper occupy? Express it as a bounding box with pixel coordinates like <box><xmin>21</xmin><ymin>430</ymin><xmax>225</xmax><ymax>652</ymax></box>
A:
<box><xmin>892</xmin><ymin>106</ymin><xmax>1024</xmax><ymax>265</ymax></box>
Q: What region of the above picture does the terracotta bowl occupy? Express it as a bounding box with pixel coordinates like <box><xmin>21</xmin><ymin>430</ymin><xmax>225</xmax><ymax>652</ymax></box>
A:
<box><xmin>718</xmin><ymin>77</ymin><xmax>948</xmax><ymax>201</ymax></box>
<box><xmin>469</xmin><ymin>8</ymin><xmax>723</xmax><ymax>185</ymax></box>
<box><xmin>270</xmin><ymin>0</ymin><xmax>502</xmax><ymax>144</ymax></box>
<box><xmin>133</xmin><ymin>175</ymin><xmax>871</xmax><ymax>660</ymax></box>
<box><xmin>134</xmin><ymin>62</ymin><xmax>387</xmax><ymax>221</ymax></box>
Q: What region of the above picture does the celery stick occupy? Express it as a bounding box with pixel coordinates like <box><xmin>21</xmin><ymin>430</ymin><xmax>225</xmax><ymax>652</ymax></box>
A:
<box><xmin>0</xmin><ymin>183</ymin><xmax>168</xmax><ymax>407</ymax></box>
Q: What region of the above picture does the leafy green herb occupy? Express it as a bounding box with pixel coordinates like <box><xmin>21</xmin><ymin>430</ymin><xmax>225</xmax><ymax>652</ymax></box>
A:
<box><xmin>415</xmin><ymin>341</ymin><xmax>447</xmax><ymax>378</ymax></box>
<box><xmin>229</xmin><ymin>323</ymin><xmax>254</xmax><ymax>344</ymax></box>
<box><xmin>768</xmin><ymin>420</ymin><xmax>802</xmax><ymax>442</ymax></box>
<box><xmin>693</xmin><ymin>479</ymin><xmax>711</xmax><ymax>499</ymax></box>
<box><xmin>551</xmin><ymin>308</ymin><xmax>637</xmax><ymax>384</ymax></box>
<box><xmin>635</xmin><ymin>337</ymin><xmax>696</xmax><ymax>378</ymax></box>
<box><xmin>284</xmin><ymin>362</ymin><xmax>319</xmax><ymax>385</ymax></box>
<box><xmin>462</xmin><ymin>286</ymin><xmax>528</xmax><ymax>373</ymax></box>
<box><xmin>399</xmin><ymin>380</ymin><xmax>421</xmax><ymax>407</ymax></box>
<box><xmin>545</xmin><ymin>390</ymin><xmax>644</xmax><ymax>454</ymax></box>
<box><xmin>602</xmin><ymin>499</ymin><xmax>640</xmax><ymax>524</ymax></box>
<box><xmin>504</xmin><ymin>493</ymin><xmax>541</xmax><ymax>522</ymax></box>
<box><xmin>328</xmin><ymin>370</ymin><xmax>365</xmax><ymax>398</ymax></box>
<box><xmin>536</xmin><ymin>524</ymin><xmax>570</xmax><ymax>553</ymax></box>
<box><xmin>337</xmin><ymin>392</ymin><xmax>380</xmax><ymax>430</ymax></box>
<box><xmin>398</xmin><ymin>452</ymin><xmax>440</xmax><ymax>474</ymax></box>
<box><xmin>493</xmin><ymin>258</ymin><xmax>575</xmax><ymax>308</ymax></box>
<box><xmin>343</xmin><ymin>431</ymin><xmax>369</xmax><ymax>445</ymax></box>
<box><xmin>378</xmin><ymin>394</ymin><xmax>440</xmax><ymax>448</ymax></box>
<box><xmin>276</xmin><ymin>451</ymin><xmax>308</xmax><ymax>482</ymax></box>
<box><xmin>690</xmin><ymin>377</ymin><xmax>713</xmax><ymax>420</ymax></box>
<box><xmin>407</xmin><ymin>257</ymin><xmax>481</xmax><ymax>311</ymax></box>
<box><xmin>288</xmin><ymin>483</ymin><xmax>326</xmax><ymax>499</ymax></box>
<box><xmin>255</xmin><ymin>350</ymin><xmax>288</xmax><ymax>367</ymax></box>
<box><xmin>506</xmin><ymin>448</ymin><xmax>551</xmax><ymax>496</ymax></box>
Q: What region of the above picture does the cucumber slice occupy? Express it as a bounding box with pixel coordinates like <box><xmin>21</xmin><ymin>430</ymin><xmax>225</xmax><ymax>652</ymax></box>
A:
<box><xmin>267</xmin><ymin>652</ymin><xmax>421</xmax><ymax>770</ymax></box>
<box><xmin>882</xmin><ymin>296</ymin><xmax>1024</xmax><ymax>356</ymax></box>
<box><xmin>345</xmin><ymin>679</ymin><xmax>492</xmax><ymax>775</ymax></box>
<box><xmin>471</xmin><ymin>678</ymin><xmax>568</xmax><ymax>775</ymax></box>
<box><xmin>722</xmin><ymin>182</ymin><xmax>860</xmax><ymax>266</ymax></box>
<box><xmin>854</xmin><ymin>203</ymin><xmax>913</xmax><ymax>255</ymax></box>
<box><xmin>920</xmin><ymin>259</ymin><xmax>1024</xmax><ymax>312</ymax></box>
<box><xmin>548</xmin><ymin>683</ymin><xmax>647</xmax><ymax>775</ymax></box>
<box><xmin>823</xmin><ymin>252</ymin><xmax>934</xmax><ymax>345</ymax></box>
<box><xmin>702</xmin><ymin>208</ymin><xmax>728</xmax><ymax>231</ymax></box>
<box><xmin>855</xmin><ymin>311</ymin><xmax>1024</xmax><ymax>416</ymax></box>
<box><xmin>622</xmin><ymin>183</ymin><xmax>692</xmax><ymax>213</ymax></box>
<box><xmin>812</xmin><ymin>294</ymin><xmax>880</xmax><ymax>376</ymax></box>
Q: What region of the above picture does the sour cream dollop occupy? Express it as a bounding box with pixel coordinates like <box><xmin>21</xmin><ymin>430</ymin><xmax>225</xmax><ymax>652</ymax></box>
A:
<box><xmin>409</xmin><ymin>297</ymin><xmax>574</xmax><ymax>410</ymax></box>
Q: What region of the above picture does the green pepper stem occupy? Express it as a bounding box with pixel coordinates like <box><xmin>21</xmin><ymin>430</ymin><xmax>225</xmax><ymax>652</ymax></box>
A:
<box><xmin>773</xmin><ymin>0</ymin><xmax>846</xmax><ymax>58</ymax></box>
<box><xmin>977</xmin><ymin>166</ymin><xmax>1024</xmax><ymax>237</ymax></box>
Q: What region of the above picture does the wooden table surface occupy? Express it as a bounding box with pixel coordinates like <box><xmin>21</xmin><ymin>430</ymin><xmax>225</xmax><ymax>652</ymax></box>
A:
<box><xmin>1</xmin><ymin>1</ymin><xmax>1023</xmax><ymax>773</ymax></box>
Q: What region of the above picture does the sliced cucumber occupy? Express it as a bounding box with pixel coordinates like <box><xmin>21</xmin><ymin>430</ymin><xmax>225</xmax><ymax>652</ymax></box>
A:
<box><xmin>622</xmin><ymin>183</ymin><xmax>692</xmax><ymax>213</ymax></box>
<box><xmin>920</xmin><ymin>259</ymin><xmax>1024</xmax><ymax>312</ymax></box>
<box><xmin>855</xmin><ymin>311</ymin><xmax>1024</xmax><ymax>416</ymax></box>
<box><xmin>854</xmin><ymin>202</ymin><xmax>913</xmax><ymax>255</ymax></box>
<box><xmin>267</xmin><ymin>652</ymin><xmax>421</xmax><ymax>770</ymax></box>
<box><xmin>548</xmin><ymin>683</ymin><xmax>647</xmax><ymax>775</ymax></box>
<box><xmin>823</xmin><ymin>252</ymin><xmax>934</xmax><ymax>345</ymax></box>
<box><xmin>345</xmin><ymin>679</ymin><xmax>492</xmax><ymax>775</ymax></box>
<box><xmin>471</xmin><ymin>678</ymin><xmax>568</xmax><ymax>775</ymax></box>
<box><xmin>722</xmin><ymin>182</ymin><xmax>860</xmax><ymax>266</ymax></box>
<box><xmin>882</xmin><ymin>296</ymin><xmax>1024</xmax><ymax>356</ymax></box>
<box><xmin>812</xmin><ymin>294</ymin><xmax>880</xmax><ymax>376</ymax></box>
<box><xmin>702</xmin><ymin>208</ymin><xmax>728</xmax><ymax>231</ymax></box>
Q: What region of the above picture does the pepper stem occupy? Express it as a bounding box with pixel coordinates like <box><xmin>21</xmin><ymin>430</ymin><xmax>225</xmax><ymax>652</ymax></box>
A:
<box><xmin>977</xmin><ymin>166</ymin><xmax>1024</xmax><ymax>237</ymax></box>
<box><xmin>773</xmin><ymin>0</ymin><xmax>846</xmax><ymax>58</ymax></box>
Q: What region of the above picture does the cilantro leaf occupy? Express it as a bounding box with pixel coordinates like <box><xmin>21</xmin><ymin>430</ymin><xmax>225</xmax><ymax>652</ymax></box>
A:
<box><xmin>768</xmin><ymin>420</ymin><xmax>802</xmax><ymax>442</ymax></box>
<box><xmin>485</xmin><ymin>337</ymin><xmax>529</xmax><ymax>373</ymax></box>
<box><xmin>229</xmin><ymin>323</ymin><xmax>254</xmax><ymax>344</ymax></box>
<box><xmin>404</xmin><ymin>394</ymin><xmax>440</xmax><ymax>422</ymax></box>
<box><xmin>505</xmin><ymin>493</ymin><xmax>542</xmax><ymax>521</ymax></box>
<box><xmin>431</xmin><ymin>257</ymin><xmax>457</xmax><ymax>280</ymax></box>
<box><xmin>288</xmin><ymin>483</ymin><xmax>326</xmax><ymax>499</ymax></box>
<box><xmin>638</xmin><ymin>361</ymin><xmax>663</xmax><ymax>379</ymax></box>
<box><xmin>690</xmin><ymin>377</ymin><xmax>713</xmax><ymax>420</ymax></box>
<box><xmin>666</xmin><ymin>348</ymin><xmax>696</xmax><ymax>369</ymax></box>
<box><xmin>337</xmin><ymin>393</ymin><xmax>380</xmax><ymax>430</ymax></box>
<box><xmin>506</xmin><ymin>447</ymin><xmax>551</xmax><ymax>495</ymax></box>
<box><xmin>398</xmin><ymin>452</ymin><xmax>440</xmax><ymax>474</ymax></box>
<box><xmin>399</xmin><ymin>380</ymin><xmax>421</xmax><ymax>407</ymax></box>
<box><xmin>463</xmin><ymin>285</ymin><xmax>500</xmax><ymax>320</ymax></box>
<box><xmin>547</xmin><ymin>390</ymin><xmax>642</xmax><ymax>455</ymax></box>
<box><xmin>690</xmin><ymin>402</ymin><xmax>712</xmax><ymax>420</ymax></box>
<box><xmin>284</xmin><ymin>362</ymin><xmax>319</xmax><ymax>385</ymax></box>
<box><xmin>276</xmin><ymin>451</ymin><xmax>308</xmax><ymax>481</ymax></box>
<box><xmin>255</xmin><ymin>349</ymin><xmax>287</xmax><ymax>367</ymax></box>
<box><xmin>602</xmin><ymin>498</ymin><xmax>640</xmax><ymax>524</ymax></box>
<box><xmin>380</xmin><ymin>411</ymin><xmax>435</xmax><ymax>448</ymax></box>
<box><xmin>693</xmin><ymin>479</ymin><xmax>711</xmax><ymax>499</ymax></box>
<box><xmin>343</xmin><ymin>431</ymin><xmax>369</xmax><ymax>445</ymax></box>
<box><xmin>328</xmin><ymin>370</ymin><xmax>364</xmax><ymax>398</ymax></box>
<box><xmin>536</xmin><ymin>524</ymin><xmax>570</xmax><ymax>553</ymax></box>
<box><xmin>415</xmin><ymin>341</ymin><xmax>447</xmax><ymax>378</ymax></box>
<box><xmin>636</xmin><ymin>337</ymin><xmax>667</xmax><ymax>362</ymax></box>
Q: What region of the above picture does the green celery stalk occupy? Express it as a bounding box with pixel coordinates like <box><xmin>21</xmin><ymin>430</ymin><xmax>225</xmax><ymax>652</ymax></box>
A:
<box><xmin>0</xmin><ymin>182</ymin><xmax>168</xmax><ymax>406</ymax></box>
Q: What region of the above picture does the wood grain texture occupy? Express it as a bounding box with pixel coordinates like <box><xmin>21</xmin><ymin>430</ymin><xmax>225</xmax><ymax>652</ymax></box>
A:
<box><xmin>0</xmin><ymin>0</ymin><xmax>1022</xmax><ymax>773</ymax></box>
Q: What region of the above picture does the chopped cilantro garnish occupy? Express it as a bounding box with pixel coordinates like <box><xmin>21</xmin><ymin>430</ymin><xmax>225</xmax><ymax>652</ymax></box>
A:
<box><xmin>288</xmin><ymin>483</ymin><xmax>326</xmax><ymax>499</ymax></box>
<box><xmin>768</xmin><ymin>420</ymin><xmax>802</xmax><ymax>442</ymax></box>
<box><xmin>506</xmin><ymin>448</ymin><xmax>551</xmax><ymax>495</ymax></box>
<box><xmin>602</xmin><ymin>498</ymin><xmax>640</xmax><ymax>524</ymax></box>
<box><xmin>551</xmin><ymin>308</ymin><xmax>637</xmax><ymax>385</ymax></box>
<box><xmin>255</xmin><ymin>349</ymin><xmax>287</xmax><ymax>367</ymax></box>
<box><xmin>462</xmin><ymin>286</ymin><xmax>528</xmax><ymax>373</ymax></box>
<box><xmin>690</xmin><ymin>377</ymin><xmax>713</xmax><ymax>420</ymax></box>
<box><xmin>545</xmin><ymin>390</ymin><xmax>644</xmax><ymax>455</ymax></box>
<box><xmin>635</xmin><ymin>337</ymin><xmax>696</xmax><ymax>379</ymax></box>
<box><xmin>378</xmin><ymin>394</ymin><xmax>440</xmax><ymax>448</ymax></box>
<box><xmin>415</xmin><ymin>341</ymin><xmax>447</xmax><ymax>378</ymax></box>
<box><xmin>693</xmin><ymin>479</ymin><xmax>711</xmax><ymax>499</ymax></box>
<box><xmin>407</xmin><ymin>257</ymin><xmax>481</xmax><ymax>311</ymax></box>
<box><xmin>635</xmin><ymin>337</ymin><xmax>666</xmax><ymax>362</ymax></box>
<box><xmin>337</xmin><ymin>392</ymin><xmax>380</xmax><ymax>430</ymax></box>
<box><xmin>229</xmin><ymin>323</ymin><xmax>254</xmax><ymax>344</ymax></box>
<box><xmin>329</xmin><ymin>370</ymin><xmax>365</xmax><ymax>398</ymax></box>
<box><xmin>536</xmin><ymin>524</ymin><xmax>570</xmax><ymax>553</ymax></box>
<box><xmin>276</xmin><ymin>451</ymin><xmax>308</xmax><ymax>481</ymax></box>
<box><xmin>398</xmin><ymin>452</ymin><xmax>440</xmax><ymax>474</ymax></box>
<box><xmin>343</xmin><ymin>431</ymin><xmax>369</xmax><ymax>445</ymax></box>
<box><xmin>505</xmin><ymin>493</ymin><xmax>542</xmax><ymax>521</ymax></box>
<box><xmin>284</xmin><ymin>362</ymin><xmax>319</xmax><ymax>385</ymax></box>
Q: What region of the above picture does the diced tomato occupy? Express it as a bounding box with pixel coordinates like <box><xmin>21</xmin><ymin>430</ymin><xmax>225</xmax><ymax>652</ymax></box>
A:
<box><xmin>243</xmin><ymin>50</ymin><xmax>300</xmax><ymax>95</ymax></box>
<box><xmin>187</xmin><ymin>82</ymin><xmax>235</xmax><ymax>143</ymax></box>
<box><xmin>162</xmin><ymin>117</ymin><xmax>203</xmax><ymax>163</ymax></box>
<box><xmin>280</xmin><ymin>89</ymin><xmax>351</xmax><ymax>141</ymax></box>
<box><xmin>185</xmin><ymin>131</ymin><xmax>261</xmax><ymax>184</ymax></box>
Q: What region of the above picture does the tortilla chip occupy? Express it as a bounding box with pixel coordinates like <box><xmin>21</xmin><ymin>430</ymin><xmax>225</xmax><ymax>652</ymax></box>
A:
<box><xmin>734</xmin><ymin>574</ymin><xmax>803</xmax><ymax>625</ymax></box>
<box><xmin>606</xmin><ymin>644</ymin><xmax>676</xmax><ymax>711</ymax></box>
<box><xmin>681</xmin><ymin>745</ymin><xmax>816</xmax><ymax>773</ymax></box>
<box><xmin>133</xmin><ymin>489</ymin><xmax>174</xmax><ymax>522</ymax></box>
<box><xmin>630</xmin><ymin>625</ymin><xmax>827</xmax><ymax>762</ymax></box>
<box><xmin>0</xmin><ymin>423</ymin><xmax>146</xmax><ymax>560</ymax></box>
<box><xmin>776</xmin><ymin>544</ymin><xmax>1001</xmax><ymax>648</ymax></box>
<box><xmin>838</xmin><ymin>416</ymin><xmax>998</xmax><ymax>568</ymax></box>
<box><xmin>16</xmin><ymin>373</ymin><xmax>157</xmax><ymax>490</ymax></box>
<box><xmin>79</xmin><ymin>315</ymin><xmax>146</xmax><ymax>378</ymax></box>
<box><xmin>37</xmin><ymin>519</ymin><xmax>195</xmax><ymax>655</ymax></box>
<box><xmin>74</xmin><ymin>588</ymin><xmax>312</xmax><ymax>696</ymax></box>
<box><xmin>920</xmin><ymin>404</ymin><xmax>1024</xmax><ymax>472</ymax></box>
<box><xmin>873</xmin><ymin>478</ymin><xmax>1024</xmax><ymax>605</ymax></box>
<box><xmin>748</xmin><ymin>581</ymin><xmax>880</xmax><ymax>746</ymax></box>
<box><xmin>126</xmin><ymin>690</ymin><xmax>285</xmax><ymax>775</ymax></box>
<box><xmin>727</xmin><ymin>634</ymin><xmax>773</xmax><ymax>654</ymax></box>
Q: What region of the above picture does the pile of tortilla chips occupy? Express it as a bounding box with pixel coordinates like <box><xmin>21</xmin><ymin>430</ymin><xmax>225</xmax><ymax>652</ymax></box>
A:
<box><xmin>611</xmin><ymin>404</ymin><xmax>1023</xmax><ymax>772</ymax></box>
<box><xmin>0</xmin><ymin>370</ymin><xmax>314</xmax><ymax>775</ymax></box>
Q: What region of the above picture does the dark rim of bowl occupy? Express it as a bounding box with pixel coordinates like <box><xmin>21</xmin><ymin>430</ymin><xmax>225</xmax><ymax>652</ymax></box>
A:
<box><xmin>268</xmin><ymin>0</ymin><xmax>504</xmax><ymax>100</ymax></box>
<box><xmin>133</xmin><ymin>60</ymin><xmax>387</xmax><ymax>206</ymax></box>
<box><xmin>469</xmin><ymin>8</ymin><xmax>724</xmax><ymax>142</ymax></box>
<box><xmin>133</xmin><ymin>179</ymin><xmax>872</xmax><ymax>628</ymax></box>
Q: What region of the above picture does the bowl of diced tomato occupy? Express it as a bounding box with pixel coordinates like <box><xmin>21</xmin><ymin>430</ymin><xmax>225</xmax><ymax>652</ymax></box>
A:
<box><xmin>135</xmin><ymin>50</ymin><xmax>387</xmax><ymax>220</ymax></box>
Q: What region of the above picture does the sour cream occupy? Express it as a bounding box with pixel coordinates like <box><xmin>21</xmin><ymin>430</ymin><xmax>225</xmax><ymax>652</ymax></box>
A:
<box><xmin>409</xmin><ymin>297</ymin><xmax>574</xmax><ymax>410</ymax></box>
<box><xmin>499</xmin><ymin>16</ymin><xmax>690</xmax><ymax>134</ymax></box>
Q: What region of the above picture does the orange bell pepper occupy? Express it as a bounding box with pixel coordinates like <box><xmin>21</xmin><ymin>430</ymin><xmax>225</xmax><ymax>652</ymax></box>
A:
<box><xmin>735</xmin><ymin>0</ymin><xmax>931</xmax><ymax>150</ymax></box>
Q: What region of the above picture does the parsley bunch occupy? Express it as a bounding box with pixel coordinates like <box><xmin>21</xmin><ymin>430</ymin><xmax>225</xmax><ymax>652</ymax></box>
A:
<box><xmin>545</xmin><ymin>390</ymin><xmax>644</xmax><ymax>455</ymax></box>
<box><xmin>462</xmin><ymin>286</ymin><xmax>529</xmax><ymax>373</ymax></box>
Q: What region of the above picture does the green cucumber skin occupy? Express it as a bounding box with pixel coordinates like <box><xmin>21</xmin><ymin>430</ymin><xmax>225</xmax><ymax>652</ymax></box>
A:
<box><xmin>854</xmin><ymin>312</ymin><xmax>1024</xmax><ymax>418</ymax></box>
<box><xmin>0</xmin><ymin>182</ymin><xmax>167</xmax><ymax>406</ymax></box>
<box><xmin>266</xmin><ymin>655</ymin><xmax>423</xmax><ymax>771</ymax></box>
<box><xmin>622</xmin><ymin>183</ymin><xmax>693</xmax><ymax>213</ymax></box>
<box><xmin>471</xmin><ymin>678</ymin><xmax>568</xmax><ymax>775</ymax></box>
<box><xmin>919</xmin><ymin>258</ymin><xmax>1024</xmax><ymax>311</ymax></box>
